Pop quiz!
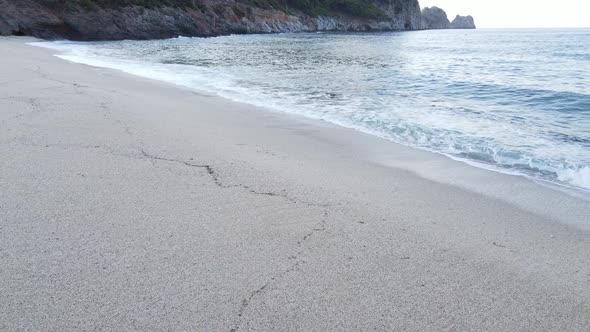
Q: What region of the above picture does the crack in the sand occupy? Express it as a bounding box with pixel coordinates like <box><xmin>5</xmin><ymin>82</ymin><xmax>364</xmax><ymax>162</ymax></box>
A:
<box><xmin>230</xmin><ymin>261</ymin><xmax>301</xmax><ymax>332</ymax></box>
<box><xmin>140</xmin><ymin>148</ymin><xmax>230</xmax><ymax>188</ymax></box>
<box><xmin>492</xmin><ymin>242</ymin><xmax>517</xmax><ymax>252</ymax></box>
<box><xmin>138</xmin><ymin>149</ymin><xmax>331</xmax><ymax>331</ymax></box>
<box><xmin>301</xmin><ymin>210</ymin><xmax>328</xmax><ymax>243</ymax></box>
<box><xmin>230</xmin><ymin>210</ymin><xmax>329</xmax><ymax>332</ymax></box>
<box><xmin>139</xmin><ymin>149</ymin><xmax>331</xmax><ymax>208</ymax></box>
<box><xmin>245</xmin><ymin>189</ymin><xmax>331</xmax><ymax>208</ymax></box>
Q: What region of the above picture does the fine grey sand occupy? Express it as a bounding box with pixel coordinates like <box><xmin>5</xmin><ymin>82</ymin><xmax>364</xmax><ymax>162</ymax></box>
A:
<box><xmin>1</xmin><ymin>37</ymin><xmax>589</xmax><ymax>331</ymax></box>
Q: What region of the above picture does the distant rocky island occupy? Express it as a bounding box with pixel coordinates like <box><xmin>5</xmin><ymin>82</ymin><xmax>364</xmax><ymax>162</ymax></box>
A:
<box><xmin>0</xmin><ymin>0</ymin><xmax>475</xmax><ymax>41</ymax></box>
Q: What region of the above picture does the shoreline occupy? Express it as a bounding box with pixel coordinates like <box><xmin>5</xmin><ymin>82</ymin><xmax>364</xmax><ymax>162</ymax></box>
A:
<box><xmin>31</xmin><ymin>36</ymin><xmax>590</xmax><ymax>230</ymax></box>
<box><xmin>30</xmin><ymin>33</ymin><xmax>590</xmax><ymax>201</ymax></box>
<box><xmin>1</xmin><ymin>36</ymin><xmax>589</xmax><ymax>330</ymax></box>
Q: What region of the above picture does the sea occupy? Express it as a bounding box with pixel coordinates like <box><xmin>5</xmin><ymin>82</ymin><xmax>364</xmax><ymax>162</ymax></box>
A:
<box><xmin>33</xmin><ymin>29</ymin><xmax>590</xmax><ymax>195</ymax></box>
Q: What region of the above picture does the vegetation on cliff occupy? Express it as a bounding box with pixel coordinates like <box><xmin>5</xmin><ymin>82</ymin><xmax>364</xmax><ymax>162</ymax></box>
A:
<box><xmin>284</xmin><ymin>0</ymin><xmax>387</xmax><ymax>19</ymax></box>
<box><xmin>39</xmin><ymin>0</ymin><xmax>387</xmax><ymax>19</ymax></box>
<box><xmin>40</xmin><ymin>0</ymin><xmax>196</xmax><ymax>9</ymax></box>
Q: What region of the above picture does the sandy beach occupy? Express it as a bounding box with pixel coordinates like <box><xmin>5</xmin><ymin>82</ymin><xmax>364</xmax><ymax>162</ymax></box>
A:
<box><xmin>1</xmin><ymin>37</ymin><xmax>589</xmax><ymax>331</ymax></box>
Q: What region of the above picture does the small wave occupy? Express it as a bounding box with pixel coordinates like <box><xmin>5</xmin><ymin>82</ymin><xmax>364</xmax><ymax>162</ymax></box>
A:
<box><xmin>557</xmin><ymin>166</ymin><xmax>590</xmax><ymax>190</ymax></box>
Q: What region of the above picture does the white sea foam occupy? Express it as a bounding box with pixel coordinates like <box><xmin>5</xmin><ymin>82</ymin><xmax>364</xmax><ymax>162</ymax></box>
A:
<box><xmin>558</xmin><ymin>166</ymin><xmax>590</xmax><ymax>190</ymax></box>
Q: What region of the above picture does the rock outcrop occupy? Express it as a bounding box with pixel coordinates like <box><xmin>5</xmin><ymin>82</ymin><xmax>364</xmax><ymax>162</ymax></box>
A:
<box><xmin>421</xmin><ymin>6</ymin><xmax>476</xmax><ymax>30</ymax></box>
<box><xmin>421</xmin><ymin>6</ymin><xmax>449</xmax><ymax>29</ymax></box>
<box><xmin>450</xmin><ymin>15</ymin><xmax>476</xmax><ymax>29</ymax></box>
<box><xmin>0</xmin><ymin>0</ymin><xmax>475</xmax><ymax>40</ymax></box>
<box><xmin>372</xmin><ymin>0</ymin><xmax>423</xmax><ymax>30</ymax></box>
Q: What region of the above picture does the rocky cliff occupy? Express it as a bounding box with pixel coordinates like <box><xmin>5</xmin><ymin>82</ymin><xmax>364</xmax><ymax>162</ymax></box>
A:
<box><xmin>422</xmin><ymin>6</ymin><xmax>475</xmax><ymax>30</ymax></box>
<box><xmin>421</xmin><ymin>6</ymin><xmax>449</xmax><ymax>29</ymax></box>
<box><xmin>450</xmin><ymin>15</ymin><xmax>476</xmax><ymax>29</ymax></box>
<box><xmin>0</xmin><ymin>0</ymin><xmax>473</xmax><ymax>40</ymax></box>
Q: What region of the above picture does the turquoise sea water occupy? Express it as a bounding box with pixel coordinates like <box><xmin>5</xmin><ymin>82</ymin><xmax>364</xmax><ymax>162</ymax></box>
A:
<box><xmin>35</xmin><ymin>29</ymin><xmax>590</xmax><ymax>193</ymax></box>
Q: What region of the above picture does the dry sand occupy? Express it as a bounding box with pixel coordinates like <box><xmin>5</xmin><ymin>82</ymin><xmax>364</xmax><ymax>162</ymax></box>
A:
<box><xmin>1</xmin><ymin>37</ymin><xmax>589</xmax><ymax>331</ymax></box>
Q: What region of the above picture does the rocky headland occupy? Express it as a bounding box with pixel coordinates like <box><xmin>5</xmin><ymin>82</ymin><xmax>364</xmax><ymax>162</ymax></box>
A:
<box><xmin>0</xmin><ymin>0</ymin><xmax>474</xmax><ymax>41</ymax></box>
<box><xmin>421</xmin><ymin>6</ymin><xmax>475</xmax><ymax>30</ymax></box>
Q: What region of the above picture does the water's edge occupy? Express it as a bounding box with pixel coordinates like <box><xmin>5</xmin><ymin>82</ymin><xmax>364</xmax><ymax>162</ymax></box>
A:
<box><xmin>29</xmin><ymin>32</ymin><xmax>590</xmax><ymax>201</ymax></box>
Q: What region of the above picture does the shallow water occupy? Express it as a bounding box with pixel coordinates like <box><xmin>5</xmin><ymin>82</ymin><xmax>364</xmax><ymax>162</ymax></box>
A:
<box><xmin>34</xmin><ymin>29</ymin><xmax>590</xmax><ymax>193</ymax></box>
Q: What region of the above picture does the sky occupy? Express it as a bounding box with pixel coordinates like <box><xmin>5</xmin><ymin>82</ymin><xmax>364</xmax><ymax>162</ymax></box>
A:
<box><xmin>419</xmin><ymin>0</ymin><xmax>590</xmax><ymax>28</ymax></box>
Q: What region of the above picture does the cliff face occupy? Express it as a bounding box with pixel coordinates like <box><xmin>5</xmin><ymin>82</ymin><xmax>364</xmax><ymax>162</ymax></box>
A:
<box><xmin>421</xmin><ymin>6</ymin><xmax>449</xmax><ymax>29</ymax></box>
<box><xmin>371</xmin><ymin>0</ymin><xmax>423</xmax><ymax>30</ymax></box>
<box><xmin>0</xmin><ymin>0</ymin><xmax>424</xmax><ymax>40</ymax></box>
<box><xmin>0</xmin><ymin>0</ymin><xmax>473</xmax><ymax>40</ymax></box>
